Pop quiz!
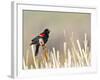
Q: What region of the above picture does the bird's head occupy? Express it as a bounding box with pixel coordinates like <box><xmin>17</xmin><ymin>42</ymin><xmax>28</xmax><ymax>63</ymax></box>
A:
<box><xmin>44</xmin><ymin>28</ymin><xmax>50</xmax><ymax>34</ymax></box>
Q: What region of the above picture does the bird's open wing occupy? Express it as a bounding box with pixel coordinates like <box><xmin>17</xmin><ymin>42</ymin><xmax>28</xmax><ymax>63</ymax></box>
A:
<box><xmin>31</xmin><ymin>36</ymin><xmax>40</xmax><ymax>44</ymax></box>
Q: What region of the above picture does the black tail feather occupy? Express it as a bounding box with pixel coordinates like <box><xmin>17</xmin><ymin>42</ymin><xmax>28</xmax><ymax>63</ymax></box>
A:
<box><xmin>35</xmin><ymin>45</ymin><xmax>39</xmax><ymax>56</ymax></box>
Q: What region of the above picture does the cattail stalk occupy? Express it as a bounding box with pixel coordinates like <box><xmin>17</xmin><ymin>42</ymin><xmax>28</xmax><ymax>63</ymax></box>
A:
<box><xmin>31</xmin><ymin>45</ymin><xmax>38</xmax><ymax>68</ymax></box>
<box><xmin>57</xmin><ymin>50</ymin><xmax>60</xmax><ymax>68</ymax></box>
<box><xmin>77</xmin><ymin>40</ymin><xmax>84</xmax><ymax>66</ymax></box>
<box><xmin>26</xmin><ymin>50</ymin><xmax>29</xmax><ymax>68</ymax></box>
<box><xmin>68</xmin><ymin>49</ymin><xmax>71</xmax><ymax>67</ymax></box>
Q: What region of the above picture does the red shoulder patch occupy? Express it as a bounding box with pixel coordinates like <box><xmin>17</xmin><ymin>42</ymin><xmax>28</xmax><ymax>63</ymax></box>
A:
<box><xmin>32</xmin><ymin>34</ymin><xmax>35</xmax><ymax>37</ymax></box>
<box><xmin>39</xmin><ymin>34</ymin><xmax>46</xmax><ymax>37</ymax></box>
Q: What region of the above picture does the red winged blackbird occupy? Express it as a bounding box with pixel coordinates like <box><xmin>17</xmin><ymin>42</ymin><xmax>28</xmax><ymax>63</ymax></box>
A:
<box><xmin>30</xmin><ymin>29</ymin><xmax>50</xmax><ymax>56</ymax></box>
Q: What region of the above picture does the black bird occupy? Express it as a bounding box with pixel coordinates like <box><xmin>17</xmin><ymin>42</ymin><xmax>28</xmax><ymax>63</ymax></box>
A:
<box><xmin>30</xmin><ymin>29</ymin><xmax>50</xmax><ymax>56</ymax></box>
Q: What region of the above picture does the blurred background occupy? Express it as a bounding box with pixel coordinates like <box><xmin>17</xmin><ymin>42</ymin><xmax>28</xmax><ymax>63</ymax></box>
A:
<box><xmin>23</xmin><ymin>10</ymin><xmax>91</xmax><ymax>54</ymax></box>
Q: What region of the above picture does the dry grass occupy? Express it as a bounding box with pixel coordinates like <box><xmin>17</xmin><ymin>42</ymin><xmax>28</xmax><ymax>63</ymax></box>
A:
<box><xmin>23</xmin><ymin>33</ymin><xmax>91</xmax><ymax>69</ymax></box>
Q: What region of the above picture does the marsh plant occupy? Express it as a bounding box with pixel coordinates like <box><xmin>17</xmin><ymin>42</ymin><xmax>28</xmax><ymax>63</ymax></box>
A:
<box><xmin>23</xmin><ymin>33</ymin><xmax>91</xmax><ymax>69</ymax></box>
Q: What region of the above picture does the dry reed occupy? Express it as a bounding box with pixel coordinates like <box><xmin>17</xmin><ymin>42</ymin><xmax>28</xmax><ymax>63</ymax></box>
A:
<box><xmin>23</xmin><ymin>33</ymin><xmax>91</xmax><ymax>69</ymax></box>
